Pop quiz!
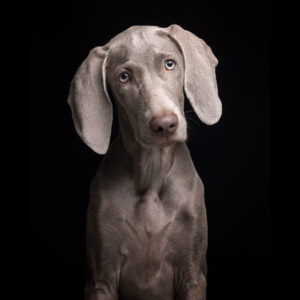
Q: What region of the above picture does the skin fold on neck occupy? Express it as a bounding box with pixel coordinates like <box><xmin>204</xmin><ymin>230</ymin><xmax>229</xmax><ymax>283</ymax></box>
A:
<box><xmin>117</xmin><ymin>110</ymin><xmax>177</xmax><ymax>196</ymax></box>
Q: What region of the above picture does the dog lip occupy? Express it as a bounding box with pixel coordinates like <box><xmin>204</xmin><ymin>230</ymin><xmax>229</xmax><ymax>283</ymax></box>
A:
<box><xmin>136</xmin><ymin>131</ymin><xmax>186</xmax><ymax>148</ymax></box>
<box><xmin>168</xmin><ymin>135</ymin><xmax>186</xmax><ymax>143</ymax></box>
<box><xmin>153</xmin><ymin>134</ymin><xmax>186</xmax><ymax>147</ymax></box>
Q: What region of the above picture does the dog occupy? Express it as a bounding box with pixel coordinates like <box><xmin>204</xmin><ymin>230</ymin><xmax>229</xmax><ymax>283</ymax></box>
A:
<box><xmin>68</xmin><ymin>24</ymin><xmax>222</xmax><ymax>300</ymax></box>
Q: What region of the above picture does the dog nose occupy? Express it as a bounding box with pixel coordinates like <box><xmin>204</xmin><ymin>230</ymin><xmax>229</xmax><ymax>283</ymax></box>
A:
<box><xmin>149</xmin><ymin>113</ymin><xmax>178</xmax><ymax>136</ymax></box>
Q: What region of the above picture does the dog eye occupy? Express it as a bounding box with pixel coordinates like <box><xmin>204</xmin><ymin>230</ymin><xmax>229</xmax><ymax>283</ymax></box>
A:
<box><xmin>119</xmin><ymin>72</ymin><xmax>130</xmax><ymax>83</ymax></box>
<box><xmin>165</xmin><ymin>59</ymin><xmax>175</xmax><ymax>70</ymax></box>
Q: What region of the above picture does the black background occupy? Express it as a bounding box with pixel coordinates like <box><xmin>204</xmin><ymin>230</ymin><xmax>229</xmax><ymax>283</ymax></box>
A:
<box><xmin>29</xmin><ymin>0</ymin><xmax>270</xmax><ymax>299</ymax></box>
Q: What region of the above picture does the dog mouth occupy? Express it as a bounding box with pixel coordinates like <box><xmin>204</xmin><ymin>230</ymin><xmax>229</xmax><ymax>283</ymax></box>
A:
<box><xmin>137</xmin><ymin>133</ymin><xmax>186</xmax><ymax>148</ymax></box>
<box><xmin>155</xmin><ymin>135</ymin><xmax>186</xmax><ymax>147</ymax></box>
<box><xmin>132</xmin><ymin>120</ymin><xmax>187</xmax><ymax>148</ymax></box>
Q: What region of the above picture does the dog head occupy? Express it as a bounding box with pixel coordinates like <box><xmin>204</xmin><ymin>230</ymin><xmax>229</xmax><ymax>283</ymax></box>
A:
<box><xmin>68</xmin><ymin>25</ymin><xmax>222</xmax><ymax>154</ymax></box>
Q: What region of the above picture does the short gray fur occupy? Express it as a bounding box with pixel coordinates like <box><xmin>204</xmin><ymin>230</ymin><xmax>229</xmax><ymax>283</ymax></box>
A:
<box><xmin>68</xmin><ymin>24</ymin><xmax>222</xmax><ymax>300</ymax></box>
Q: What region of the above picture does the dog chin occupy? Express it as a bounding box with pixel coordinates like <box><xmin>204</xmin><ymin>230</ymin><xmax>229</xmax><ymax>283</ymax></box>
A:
<box><xmin>159</xmin><ymin>136</ymin><xmax>187</xmax><ymax>147</ymax></box>
<box><xmin>138</xmin><ymin>135</ymin><xmax>186</xmax><ymax>148</ymax></box>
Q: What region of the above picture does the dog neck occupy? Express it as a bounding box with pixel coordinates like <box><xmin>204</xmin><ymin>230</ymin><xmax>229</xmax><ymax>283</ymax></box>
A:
<box><xmin>117</xmin><ymin>111</ymin><xmax>177</xmax><ymax>195</ymax></box>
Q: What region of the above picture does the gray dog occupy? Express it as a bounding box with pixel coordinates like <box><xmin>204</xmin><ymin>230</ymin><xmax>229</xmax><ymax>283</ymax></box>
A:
<box><xmin>68</xmin><ymin>24</ymin><xmax>222</xmax><ymax>300</ymax></box>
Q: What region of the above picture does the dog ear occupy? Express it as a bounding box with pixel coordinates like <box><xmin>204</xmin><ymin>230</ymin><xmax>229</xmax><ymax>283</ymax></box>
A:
<box><xmin>67</xmin><ymin>47</ymin><xmax>112</xmax><ymax>154</ymax></box>
<box><xmin>165</xmin><ymin>24</ymin><xmax>222</xmax><ymax>125</ymax></box>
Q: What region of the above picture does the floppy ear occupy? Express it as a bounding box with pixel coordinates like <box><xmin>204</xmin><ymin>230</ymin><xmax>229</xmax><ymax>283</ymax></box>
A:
<box><xmin>166</xmin><ymin>24</ymin><xmax>222</xmax><ymax>125</ymax></box>
<box><xmin>67</xmin><ymin>47</ymin><xmax>112</xmax><ymax>154</ymax></box>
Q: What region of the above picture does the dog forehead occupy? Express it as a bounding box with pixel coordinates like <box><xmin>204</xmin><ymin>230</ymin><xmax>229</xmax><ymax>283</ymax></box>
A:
<box><xmin>107</xmin><ymin>26</ymin><xmax>179</xmax><ymax>63</ymax></box>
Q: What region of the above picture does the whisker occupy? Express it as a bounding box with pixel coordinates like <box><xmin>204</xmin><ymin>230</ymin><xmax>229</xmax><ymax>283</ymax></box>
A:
<box><xmin>186</xmin><ymin>122</ymin><xmax>198</xmax><ymax>137</ymax></box>
<box><xmin>185</xmin><ymin>116</ymin><xmax>202</xmax><ymax>130</ymax></box>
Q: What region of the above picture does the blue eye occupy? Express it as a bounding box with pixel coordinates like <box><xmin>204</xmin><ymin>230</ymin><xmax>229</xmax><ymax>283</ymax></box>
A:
<box><xmin>119</xmin><ymin>72</ymin><xmax>130</xmax><ymax>83</ymax></box>
<box><xmin>165</xmin><ymin>59</ymin><xmax>175</xmax><ymax>70</ymax></box>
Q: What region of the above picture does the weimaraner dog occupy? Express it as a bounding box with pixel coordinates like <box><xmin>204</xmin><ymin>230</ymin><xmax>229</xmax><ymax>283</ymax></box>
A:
<box><xmin>68</xmin><ymin>24</ymin><xmax>222</xmax><ymax>300</ymax></box>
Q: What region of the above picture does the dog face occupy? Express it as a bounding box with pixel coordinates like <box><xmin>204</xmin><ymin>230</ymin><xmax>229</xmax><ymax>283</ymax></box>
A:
<box><xmin>68</xmin><ymin>25</ymin><xmax>222</xmax><ymax>154</ymax></box>
<box><xmin>106</xmin><ymin>27</ymin><xmax>187</xmax><ymax>148</ymax></box>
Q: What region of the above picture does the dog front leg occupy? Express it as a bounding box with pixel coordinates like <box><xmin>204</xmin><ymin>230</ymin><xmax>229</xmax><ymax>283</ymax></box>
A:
<box><xmin>85</xmin><ymin>279</ymin><xmax>118</xmax><ymax>300</ymax></box>
<box><xmin>175</xmin><ymin>272</ymin><xmax>207</xmax><ymax>300</ymax></box>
